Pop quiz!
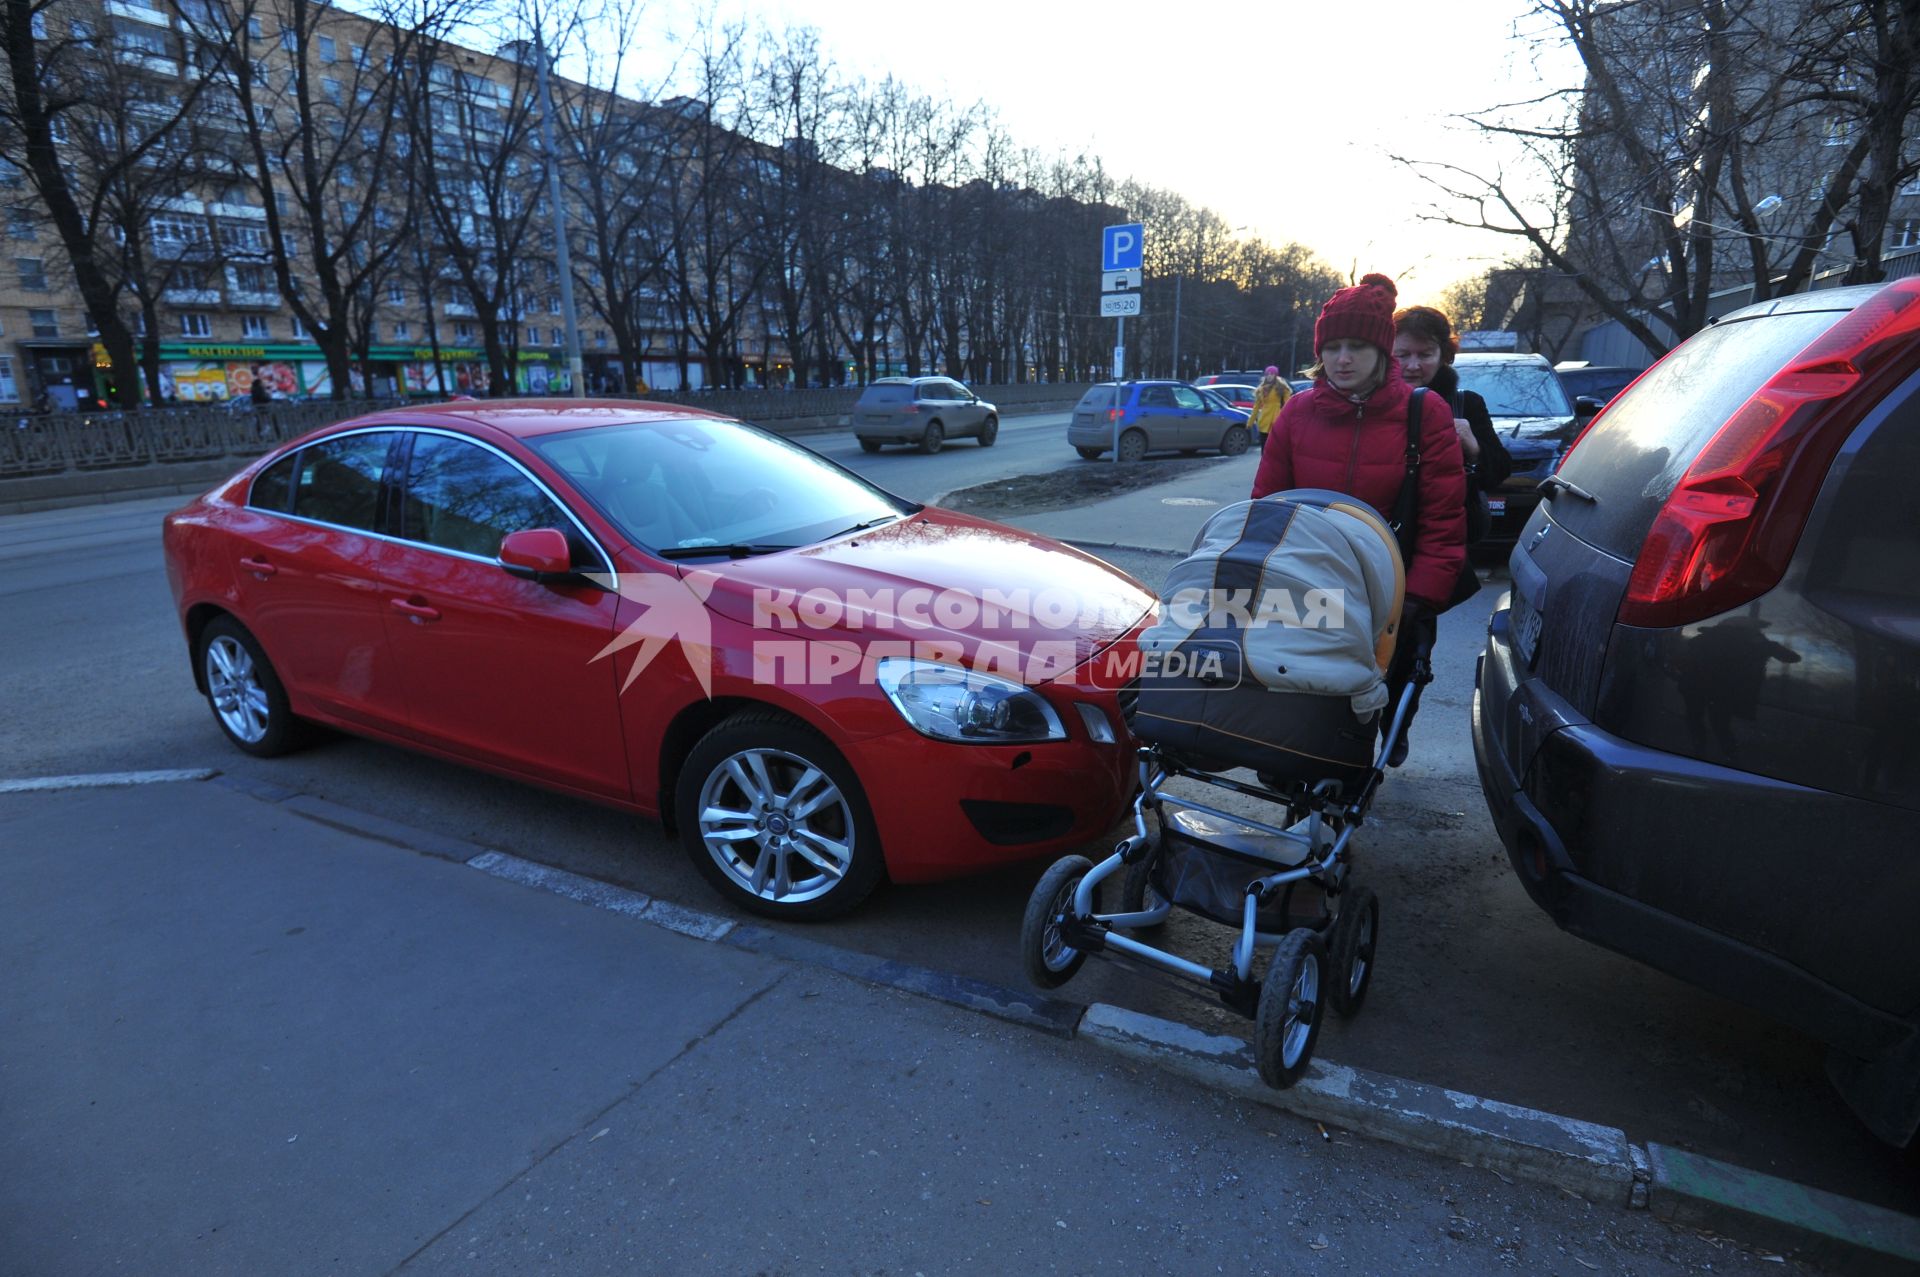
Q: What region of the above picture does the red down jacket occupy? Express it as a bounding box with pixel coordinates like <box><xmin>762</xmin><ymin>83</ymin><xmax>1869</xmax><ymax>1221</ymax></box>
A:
<box><xmin>1250</xmin><ymin>365</ymin><xmax>1467</xmax><ymax>610</ymax></box>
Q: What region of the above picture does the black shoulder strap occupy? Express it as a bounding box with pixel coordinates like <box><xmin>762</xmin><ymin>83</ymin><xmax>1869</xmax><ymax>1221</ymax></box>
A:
<box><xmin>1389</xmin><ymin>388</ymin><xmax>1427</xmax><ymax>547</ymax></box>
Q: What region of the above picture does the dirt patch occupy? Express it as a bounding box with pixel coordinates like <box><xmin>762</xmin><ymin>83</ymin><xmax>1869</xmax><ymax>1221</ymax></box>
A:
<box><xmin>941</xmin><ymin>456</ymin><xmax>1235</xmax><ymax>518</ymax></box>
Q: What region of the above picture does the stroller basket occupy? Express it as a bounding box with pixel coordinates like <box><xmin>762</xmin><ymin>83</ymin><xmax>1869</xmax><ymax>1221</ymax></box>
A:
<box><xmin>1153</xmin><ymin>801</ymin><xmax>1329</xmax><ymax>931</ymax></box>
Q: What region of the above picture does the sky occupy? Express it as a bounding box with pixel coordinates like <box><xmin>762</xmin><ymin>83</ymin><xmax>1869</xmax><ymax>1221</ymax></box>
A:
<box><xmin>634</xmin><ymin>0</ymin><xmax>1586</xmax><ymax>302</ymax></box>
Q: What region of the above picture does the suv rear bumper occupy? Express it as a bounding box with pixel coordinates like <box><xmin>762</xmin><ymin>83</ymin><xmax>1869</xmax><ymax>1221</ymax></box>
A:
<box><xmin>1472</xmin><ymin>621</ymin><xmax>1915</xmax><ymax>1071</ymax></box>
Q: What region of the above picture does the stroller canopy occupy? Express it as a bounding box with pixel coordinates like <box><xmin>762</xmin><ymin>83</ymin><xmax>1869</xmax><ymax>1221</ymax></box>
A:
<box><xmin>1138</xmin><ymin>489</ymin><xmax>1405</xmax><ymax>718</ymax></box>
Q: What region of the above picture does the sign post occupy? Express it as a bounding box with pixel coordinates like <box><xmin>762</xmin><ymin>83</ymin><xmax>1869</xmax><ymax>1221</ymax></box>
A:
<box><xmin>1102</xmin><ymin>223</ymin><xmax>1145</xmax><ymax>462</ymax></box>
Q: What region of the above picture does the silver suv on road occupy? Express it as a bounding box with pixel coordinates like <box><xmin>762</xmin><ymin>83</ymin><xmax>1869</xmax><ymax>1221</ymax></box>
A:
<box><xmin>852</xmin><ymin>377</ymin><xmax>998</xmax><ymax>454</ymax></box>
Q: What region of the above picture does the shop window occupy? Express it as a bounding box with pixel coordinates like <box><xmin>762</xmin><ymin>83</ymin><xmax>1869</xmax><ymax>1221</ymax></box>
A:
<box><xmin>179</xmin><ymin>312</ymin><xmax>213</xmax><ymax>338</ymax></box>
<box><xmin>16</xmin><ymin>256</ymin><xmax>47</xmax><ymax>290</ymax></box>
<box><xmin>241</xmin><ymin>315</ymin><xmax>270</xmax><ymax>339</ymax></box>
<box><xmin>29</xmin><ymin>309</ymin><xmax>58</xmax><ymax>337</ymax></box>
<box><xmin>0</xmin><ymin>355</ymin><xmax>17</xmax><ymax>403</ymax></box>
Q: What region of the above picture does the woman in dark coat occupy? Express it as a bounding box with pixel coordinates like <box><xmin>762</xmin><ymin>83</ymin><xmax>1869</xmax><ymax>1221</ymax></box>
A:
<box><xmin>1391</xmin><ymin>305</ymin><xmax>1511</xmax><ymax>542</ymax></box>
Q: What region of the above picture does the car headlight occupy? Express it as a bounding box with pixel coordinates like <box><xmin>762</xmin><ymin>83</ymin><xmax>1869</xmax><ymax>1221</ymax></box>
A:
<box><xmin>874</xmin><ymin>657</ymin><xmax>1066</xmax><ymax>744</ymax></box>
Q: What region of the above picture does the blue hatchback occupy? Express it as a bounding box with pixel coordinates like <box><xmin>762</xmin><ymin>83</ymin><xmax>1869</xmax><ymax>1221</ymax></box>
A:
<box><xmin>1067</xmin><ymin>381</ymin><xmax>1253</xmax><ymax>462</ymax></box>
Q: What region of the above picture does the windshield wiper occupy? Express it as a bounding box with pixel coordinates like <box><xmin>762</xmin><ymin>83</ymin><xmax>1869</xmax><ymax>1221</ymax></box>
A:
<box><xmin>656</xmin><ymin>542</ymin><xmax>792</xmax><ymax>560</ymax></box>
<box><xmin>1537</xmin><ymin>474</ymin><xmax>1597</xmax><ymax>503</ymax></box>
<box><xmin>835</xmin><ymin>514</ymin><xmax>904</xmax><ymax>536</ymax></box>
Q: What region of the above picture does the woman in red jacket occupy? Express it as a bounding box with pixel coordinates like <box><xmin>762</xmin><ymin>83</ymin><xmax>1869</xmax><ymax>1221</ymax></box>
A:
<box><xmin>1251</xmin><ymin>272</ymin><xmax>1466</xmax><ymax>765</ymax></box>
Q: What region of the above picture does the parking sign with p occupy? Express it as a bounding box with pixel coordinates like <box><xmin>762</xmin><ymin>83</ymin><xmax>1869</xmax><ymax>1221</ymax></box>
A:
<box><xmin>1102</xmin><ymin>223</ymin><xmax>1144</xmax><ymax>273</ymax></box>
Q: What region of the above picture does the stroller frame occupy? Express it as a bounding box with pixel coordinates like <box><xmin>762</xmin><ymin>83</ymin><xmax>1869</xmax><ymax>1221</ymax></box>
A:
<box><xmin>1023</xmin><ymin>642</ymin><xmax>1430</xmax><ymax>1088</ymax></box>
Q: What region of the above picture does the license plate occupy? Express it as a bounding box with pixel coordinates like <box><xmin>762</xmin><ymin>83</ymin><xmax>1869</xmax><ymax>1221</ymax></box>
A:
<box><xmin>1512</xmin><ymin>588</ymin><xmax>1543</xmax><ymax>668</ymax></box>
<box><xmin>1487</xmin><ymin>497</ymin><xmax>1507</xmax><ymax>515</ymax></box>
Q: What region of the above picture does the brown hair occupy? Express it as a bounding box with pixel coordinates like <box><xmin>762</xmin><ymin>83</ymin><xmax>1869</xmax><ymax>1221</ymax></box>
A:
<box><xmin>1393</xmin><ymin>305</ymin><xmax>1460</xmax><ymax>364</ymax></box>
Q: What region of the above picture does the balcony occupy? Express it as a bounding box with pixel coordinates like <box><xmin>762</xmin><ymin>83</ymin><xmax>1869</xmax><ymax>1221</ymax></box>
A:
<box><xmin>162</xmin><ymin>288</ymin><xmax>222</xmax><ymax>305</ymax></box>
<box><xmin>106</xmin><ymin>1</ymin><xmax>172</xmax><ymax>27</ymax></box>
<box><xmin>441</xmin><ymin>300</ymin><xmax>476</xmax><ymax>317</ymax></box>
<box><xmin>113</xmin><ymin>50</ymin><xmax>179</xmax><ymax>77</ymax></box>
<box><xmin>226</xmin><ymin>291</ymin><xmax>279</xmax><ymax>309</ymax></box>
<box><xmin>208</xmin><ymin>202</ymin><xmax>266</xmax><ymax>221</ymax></box>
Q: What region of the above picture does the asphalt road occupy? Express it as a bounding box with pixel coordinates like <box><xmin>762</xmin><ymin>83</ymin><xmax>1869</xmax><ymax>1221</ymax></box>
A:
<box><xmin>3</xmin><ymin>432</ymin><xmax>1916</xmax><ymax>1224</ymax></box>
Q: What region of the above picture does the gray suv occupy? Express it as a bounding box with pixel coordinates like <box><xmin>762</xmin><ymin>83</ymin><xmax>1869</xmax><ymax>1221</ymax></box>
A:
<box><xmin>852</xmin><ymin>377</ymin><xmax>998</xmax><ymax>454</ymax></box>
<box><xmin>1474</xmin><ymin>278</ymin><xmax>1920</xmax><ymax>1145</ymax></box>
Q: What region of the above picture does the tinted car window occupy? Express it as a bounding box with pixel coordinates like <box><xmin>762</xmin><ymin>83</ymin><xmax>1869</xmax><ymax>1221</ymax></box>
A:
<box><xmin>857</xmin><ymin>384</ymin><xmax>912</xmax><ymax>405</ymax></box>
<box><xmin>402</xmin><ymin>433</ymin><xmax>573</xmax><ymax>560</ymax></box>
<box><xmin>1454</xmin><ymin>363</ymin><xmax>1574</xmax><ymax>418</ymax></box>
<box><xmin>1172</xmin><ymin>386</ymin><xmax>1206</xmax><ymax>410</ymax></box>
<box><xmin>249</xmin><ymin>451</ymin><xmax>298</xmax><ymax>512</ymax></box>
<box><xmin>291</xmin><ymin>432</ymin><xmax>393</xmax><ymax>531</ymax></box>
<box><xmin>914</xmin><ymin>382</ymin><xmax>945</xmax><ymax>401</ymax></box>
<box><xmin>1552</xmin><ymin>308</ymin><xmax>1841</xmax><ymax>558</ymax></box>
<box><xmin>1140</xmin><ymin>385</ymin><xmax>1176</xmax><ymax>408</ymax></box>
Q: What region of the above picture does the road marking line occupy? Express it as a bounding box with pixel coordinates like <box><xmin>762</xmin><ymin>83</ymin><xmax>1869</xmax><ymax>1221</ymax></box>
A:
<box><xmin>0</xmin><ymin>768</ymin><xmax>216</xmax><ymax>793</ymax></box>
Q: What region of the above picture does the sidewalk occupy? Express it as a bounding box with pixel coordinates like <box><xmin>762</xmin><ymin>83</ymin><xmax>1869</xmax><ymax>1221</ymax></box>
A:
<box><xmin>0</xmin><ymin>776</ymin><xmax>1847</xmax><ymax>1275</ymax></box>
<box><xmin>1009</xmin><ymin>453</ymin><xmax>1261</xmax><ymax>554</ymax></box>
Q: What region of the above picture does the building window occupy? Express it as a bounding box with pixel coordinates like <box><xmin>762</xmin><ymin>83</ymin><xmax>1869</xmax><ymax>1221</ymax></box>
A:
<box><xmin>232</xmin><ymin>264</ymin><xmax>271</xmax><ymax>293</ymax></box>
<box><xmin>280</xmin><ymin>27</ymin><xmax>297</xmax><ymax>51</ymax></box>
<box><xmin>7</xmin><ymin>207</ymin><xmax>34</xmax><ymax>239</ymax></box>
<box><xmin>1892</xmin><ymin>219</ymin><xmax>1920</xmax><ymax>250</ymax></box>
<box><xmin>241</xmin><ymin>315</ymin><xmax>270</xmax><ymax>339</ymax></box>
<box><xmin>290</xmin><ymin>314</ymin><xmax>309</xmax><ymax>338</ymax></box>
<box><xmin>392</xmin><ymin>320</ymin><xmax>410</xmax><ymax>339</ymax></box>
<box><xmin>1823</xmin><ymin>117</ymin><xmax>1855</xmax><ymax>147</ymax></box>
<box><xmin>547</xmin><ymin>295</ymin><xmax>560</xmax><ymax>314</ymax></box>
<box><xmin>29</xmin><ymin>309</ymin><xmax>57</xmax><ymax>337</ymax></box>
<box><xmin>179</xmin><ymin>312</ymin><xmax>213</xmax><ymax>337</ymax></box>
<box><xmin>16</xmin><ymin>256</ymin><xmax>47</xmax><ymax>290</ymax></box>
<box><xmin>0</xmin><ymin>355</ymin><xmax>17</xmax><ymax>403</ymax></box>
<box><xmin>387</xmin><ymin>283</ymin><xmax>405</xmax><ymax>305</ymax></box>
<box><xmin>350</xmin><ymin>43</ymin><xmax>367</xmax><ymax>67</ymax></box>
<box><xmin>317</xmin><ymin>34</ymin><xmax>336</xmax><ymax>62</ymax></box>
<box><xmin>150</xmin><ymin>214</ymin><xmax>208</xmax><ymax>248</ymax></box>
<box><xmin>454</xmin><ymin>321</ymin><xmax>473</xmax><ymax>341</ymax></box>
<box><xmin>323</xmin><ymin>78</ymin><xmax>343</xmax><ymax>105</ymax></box>
<box><xmin>247</xmin><ymin>16</ymin><xmax>263</xmax><ymax>38</ymax></box>
<box><xmin>595</xmin><ymin>330</ymin><xmax>607</xmax><ymax>346</ymax></box>
<box><xmin>527</xmin><ymin>326</ymin><xmax>541</xmax><ymax>345</ymax></box>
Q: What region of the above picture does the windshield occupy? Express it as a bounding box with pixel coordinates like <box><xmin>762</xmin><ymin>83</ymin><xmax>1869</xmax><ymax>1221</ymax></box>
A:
<box><xmin>1453</xmin><ymin>362</ymin><xmax>1574</xmax><ymax>419</ymax></box>
<box><xmin>533</xmin><ymin>418</ymin><xmax>911</xmax><ymax>553</ymax></box>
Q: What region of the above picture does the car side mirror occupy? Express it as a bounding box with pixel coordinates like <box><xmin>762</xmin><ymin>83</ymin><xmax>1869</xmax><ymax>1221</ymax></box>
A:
<box><xmin>1574</xmin><ymin>395</ymin><xmax>1604</xmax><ymax>420</ymax></box>
<box><xmin>499</xmin><ymin>527</ymin><xmax>575</xmax><ymax>583</ymax></box>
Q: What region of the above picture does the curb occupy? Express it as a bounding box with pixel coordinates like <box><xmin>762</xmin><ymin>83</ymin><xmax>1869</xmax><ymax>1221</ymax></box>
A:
<box><xmin>177</xmin><ymin>776</ymin><xmax>1920</xmax><ymax>1269</ymax></box>
<box><xmin>1077</xmin><ymin>1003</ymin><xmax>1636</xmax><ymax>1206</ymax></box>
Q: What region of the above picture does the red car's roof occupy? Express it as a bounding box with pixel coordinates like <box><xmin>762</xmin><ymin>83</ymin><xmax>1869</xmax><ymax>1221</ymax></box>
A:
<box><xmin>351</xmin><ymin>398</ymin><xmax>733</xmax><ymax>439</ymax></box>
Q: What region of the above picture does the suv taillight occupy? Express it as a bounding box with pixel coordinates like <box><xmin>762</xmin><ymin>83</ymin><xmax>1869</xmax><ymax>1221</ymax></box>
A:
<box><xmin>1619</xmin><ymin>277</ymin><xmax>1920</xmax><ymax>628</ymax></box>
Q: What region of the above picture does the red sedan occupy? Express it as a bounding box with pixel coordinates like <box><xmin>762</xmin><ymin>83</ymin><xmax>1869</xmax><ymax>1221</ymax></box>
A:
<box><xmin>163</xmin><ymin>401</ymin><xmax>1152</xmax><ymax>919</ymax></box>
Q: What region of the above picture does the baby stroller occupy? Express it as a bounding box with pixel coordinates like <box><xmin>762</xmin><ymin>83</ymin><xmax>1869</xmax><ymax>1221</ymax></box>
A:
<box><xmin>1019</xmin><ymin>489</ymin><xmax>1429</xmax><ymax>1087</ymax></box>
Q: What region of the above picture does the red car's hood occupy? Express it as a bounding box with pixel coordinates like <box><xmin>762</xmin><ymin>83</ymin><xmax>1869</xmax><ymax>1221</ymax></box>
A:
<box><xmin>695</xmin><ymin>509</ymin><xmax>1155</xmax><ymax>683</ymax></box>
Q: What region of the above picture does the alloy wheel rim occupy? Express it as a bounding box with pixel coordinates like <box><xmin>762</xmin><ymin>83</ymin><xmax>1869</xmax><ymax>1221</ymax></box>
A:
<box><xmin>697</xmin><ymin>747</ymin><xmax>855</xmax><ymax>905</ymax></box>
<box><xmin>1282</xmin><ymin>951</ymin><xmax>1320</xmax><ymax>1067</ymax></box>
<box><xmin>206</xmin><ymin>635</ymin><xmax>270</xmax><ymax>744</ymax></box>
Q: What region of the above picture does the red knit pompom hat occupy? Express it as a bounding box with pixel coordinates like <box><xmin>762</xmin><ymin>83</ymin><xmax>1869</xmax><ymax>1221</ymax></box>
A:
<box><xmin>1313</xmin><ymin>272</ymin><xmax>1398</xmax><ymax>356</ymax></box>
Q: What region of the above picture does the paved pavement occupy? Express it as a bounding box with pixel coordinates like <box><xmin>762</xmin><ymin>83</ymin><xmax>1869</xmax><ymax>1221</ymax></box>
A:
<box><xmin>1</xmin><ymin>776</ymin><xmax>1820</xmax><ymax>1275</ymax></box>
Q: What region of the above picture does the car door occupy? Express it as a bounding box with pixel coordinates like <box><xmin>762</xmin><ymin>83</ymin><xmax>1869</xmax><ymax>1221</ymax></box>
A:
<box><xmin>1134</xmin><ymin>384</ymin><xmax>1176</xmax><ymax>450</ymax></box>
<box><xmin>1170</xmin><ymin>384</ymin><xmax>1215</xmax><ymax>448</ymax></box>
<box><xmin>379</xmin><ymin>428</ymin><xmax>631</xmax><ymax>799</ymax></box>
<box><xmin>224</xmin><ymin>429</ymin><xmax>409</xmax><ymax>732</ymax></box>
<box><xmin>947</xmin><ymin>380</ymin><xmax>984</xmax><ymax>436</ymax></box>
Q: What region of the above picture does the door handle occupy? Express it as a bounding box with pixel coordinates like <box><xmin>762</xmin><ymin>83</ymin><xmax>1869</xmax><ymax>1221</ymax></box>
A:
<box><xmin>390</xmin><ymin>597</ymin><xmax>441</xmax><ymax>623</ymax></box>
<box><xmin>239</xmin><ymin>556</ymin><xmax>278</xmax><ymax>577</ymax></box>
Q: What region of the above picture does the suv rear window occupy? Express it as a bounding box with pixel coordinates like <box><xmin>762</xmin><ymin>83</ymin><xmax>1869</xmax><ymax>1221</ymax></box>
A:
<box><xmin>857</xmin><ymin>385</ymin><xmax>911</xmax><ymax>404</ymax></box>
<box><xmin>1075</xmin><ymin>386</ymin><xmax>1116</xmax><ymax>410</ymax></box>
<box><xmin>1552</xmin><ymin>308</ymin><xmax>1842</xmax><ymax>558</ymax></box>
<box><xmin>1454</xmin><ymin>363</ymin><xmax>1573</xmax><ymax>420</ymax></box>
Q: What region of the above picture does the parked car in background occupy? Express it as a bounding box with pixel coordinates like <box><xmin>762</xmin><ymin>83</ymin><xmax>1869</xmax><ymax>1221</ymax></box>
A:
<box><xmin>1288</xmin><ymin>378</ymin><xmax>1313</xmax><ymax>395</ymax></box>
<box><xmin>1192</xmin><ymin>371</ymin><xmax>1269</xmax><ymax>391</ymax></box>
<box><xmin>852</xmin><ymin>377</ymin><xmax>998</xmax><ymax>454</ymax></box>
<box><xmin>1554</xmin><ymin>362</ymin><xmax>1644</xmax><ymax>421</ymax></box>
<box><xmin>1068</xmin><ymin>381</ymin><xmax>1254</xmax><ymax>462</ymax></box>
<box><xmin>1452</xmin><ymin>353</ymin><xmax>1579</xmax><ymax>544</ymax></box>
<box><xmin>164</xmin><ymin>401</ymin><xmax>1151</xmax><ymax>921</ymax></box>
<box><xmin>1197</xmin><ymin>383</ymin><xmax>1258</xmax><ymax>415</ymax></box>
<box><xmin>1475</xmin><ymin>277</ymin><xmax>1920</xmax><ymax>1146</ymax></box>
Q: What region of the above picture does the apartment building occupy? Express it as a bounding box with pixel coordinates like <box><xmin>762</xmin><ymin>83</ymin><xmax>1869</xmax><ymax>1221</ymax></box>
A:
<box><xmin>0</xmin><ymin>0</ymin><xmax>744</xmax><ymax>409</ymax></box>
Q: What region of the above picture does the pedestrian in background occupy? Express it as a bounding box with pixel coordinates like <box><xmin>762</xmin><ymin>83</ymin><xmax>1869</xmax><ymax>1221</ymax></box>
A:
<box><xmin>1392</xmin><ymin>306</ymin><xmax>1510</xmax><ymax>550</ymax></box>
<box><xmin>1252</xmin><ymin>273</ymin><xmax>1465</xmax><ymax>766</ymax></box>
<box><xmin>1249</xmin><ymin>365</ymin><xmax>1290</xmax><ymax>440</ymax></box>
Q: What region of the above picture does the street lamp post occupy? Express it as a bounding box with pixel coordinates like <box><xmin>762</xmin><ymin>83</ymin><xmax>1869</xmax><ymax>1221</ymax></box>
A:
<box><xmin>532</xmin><ymin>32</ymin><xmax>585</xmax><ymax>397</ymax></box>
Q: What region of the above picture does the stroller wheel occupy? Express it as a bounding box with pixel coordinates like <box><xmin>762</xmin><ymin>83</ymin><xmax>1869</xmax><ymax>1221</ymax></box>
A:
<box><xmin>1327</xmin><ymin>887</ymin><xmax>1379</xmax><ymax>1018</ymax></box>
<box><xmin>1021</xmin><ymin>856</ymin><xmax>1094</xmax><ymax>989</ymax></box>
<box><xmin>1255</xmin><ymin>929</ymin><xmax>1326</xmax><ymax>1088</ymax></box>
